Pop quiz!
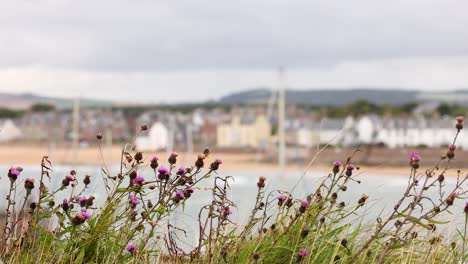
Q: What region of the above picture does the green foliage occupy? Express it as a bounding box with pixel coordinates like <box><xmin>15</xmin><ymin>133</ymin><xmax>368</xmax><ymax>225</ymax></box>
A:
<box><xmin>30</xmin><ymin>103</ymin><xmax>56</xmax><ymax>112</ymax></box>
<box><xmin>2</xmin><ymin>121</ymin><xmax>468</xmax><ymax>263</ymax></box>
<box><xmin>0</xmin><ymin>107</ymin><xmax>23</xmax><ymax>118</ymax></box>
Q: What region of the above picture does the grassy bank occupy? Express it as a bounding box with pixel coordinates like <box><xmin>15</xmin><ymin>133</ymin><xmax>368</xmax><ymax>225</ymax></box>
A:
<box><xmin>1</xmin><ymin>118</ymin><xmax>468</xmax><ymax>263</ymax></box>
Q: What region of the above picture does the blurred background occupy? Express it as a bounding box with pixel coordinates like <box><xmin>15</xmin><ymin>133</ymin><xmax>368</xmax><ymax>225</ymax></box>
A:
<box><xmin>2</xmin><ymin>1</ymin><xmax>468</xmax><ymax>231</ymax></box>
<box><xmin>0</xmin><ymin>0</ymin><xmax>467</xmax><ymax>171</ymax></box>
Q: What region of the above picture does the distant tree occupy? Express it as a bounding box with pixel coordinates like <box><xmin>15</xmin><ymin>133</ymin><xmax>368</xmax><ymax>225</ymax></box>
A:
<box><xmin>436</xmin><ymin>103</ymin><xmax>468</xmax><ymax>117</ymax></box>
<box><xmin>346</xmin><ymin>99</ymin><xmax>382</xmax><ymax>117</ymax></box>
<box><xmin>30</xmin><ymin>103</ymin><xmax>56</xmax><ymax>112</ymax></box>
<box><xmin>0</xmin><ymin>108</ymin><xmax>23</xmax><ymax>118</ymax></box>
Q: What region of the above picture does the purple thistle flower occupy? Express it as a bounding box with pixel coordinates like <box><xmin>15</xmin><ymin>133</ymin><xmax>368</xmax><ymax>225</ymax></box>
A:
<box><xmin>457</xmin><ymin>116</ymin><xmax>465</xmax><ymax>122</ymax></box>
<box><xmin>151</xmin><ymin>156</ymin><xmax>158</xmax><ymax>162</ymax></box>
<box><xmin>409</xmin><ymin>152</ymin><xmax>421</xmax><ymax>161</ymax></box>
<box><xmin>10</xmin><ymin>169</ymin><xmax>20</xmax><ymax>176</ymax></box>
<box><xmin>158</xmin><ymin>167</ymin><xmax>169</xmax><ymax>175</ymax></box>
<box><xmin>278</xmin><ymin>194</ymin><xmax>287</xmax><ymax>201</ymax></box>
<box><xmin>133</xmin><ymin>176</ymin><xmax>145</xmax><ymax>185</ymax></box>
<box><xmin>126</xmin><ymin>244</ymin><xmax>137</xmax><ymax>253</ymax></box>
<box><xmin>65</xmin><ymin>175</ymin><xmax>75</xmax><ymax>181</ymax></box>
<box><xmin>63</xmin><ymin>199</ymin><xmax>69</xmax><ymax>206</ymax></box>
<box><xmin>449</xmin><ymin>144</ymin><xmax>456</xmax><ymax>151</ymax></box>
<box><xmin>185</xmin><ymin>186</ymin><xmax>194</xmax><ymax>194</ymax></box>
<box><xmin>334</xmin><ymin>161</ymin><xmax>342</xmax><ymax>167</ymax></box>
<box><xmin>176</xmin><ymin>190</ymin><xmax>185</xmax><ymax>200</ymax></box>
<box><xmin>299</xmin><ymin>249</ymin><xmax>308</xmax><ymax>257</ymax></box>
<box><xmin>80</xmin><ymin>211</ymin><xmax>91</xmax><ymax>220</ymax></box>
<box><xmin>301</xmin><ymin>200</ymin><xmax>309</xmax><ymax>208</ymax></box>
<box><xmin>177</xmin><ymin>167</ymin><xmax>186</xmax><ymax>175</ymax></box>
<box><xmin>346</xmin><ymin>164</ymin><xmax>354</xmax><ymax>170</ymax></box>
<box><xmin>78</xmin><ymin>196</ymin><xmax>87</xmax><ymax>203</ymax></box>
<box><xmin>222</xmin><ymin>206</ymin><xmax>232</xmax><ymax>217</ymax></box>
<box><xmin>129</xmin><ymin>194</ymin><xmax>140</xmax><ymax>205</ymax></box>
<box><xmin>215</xmin><ymin>158</ymin><xmax>223</xmax><ymax>164</ymax></box>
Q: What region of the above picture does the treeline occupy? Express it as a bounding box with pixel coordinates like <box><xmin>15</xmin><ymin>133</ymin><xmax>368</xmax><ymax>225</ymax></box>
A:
<box><xmin>0</xmin><ymin>103</ymin><xmax>56</xmax><ymax>118</ymax></box>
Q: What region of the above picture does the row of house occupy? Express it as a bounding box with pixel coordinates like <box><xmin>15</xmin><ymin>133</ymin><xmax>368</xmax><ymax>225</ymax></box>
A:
<box><xmin>0</xmin><ymin>105</ymin><xmax>464</xmax><ymax>151</ymax></box>
<box><xmin>296</xmin><ymin>115</ymin><xmax>464</xmax><ymax>149</ymax></box>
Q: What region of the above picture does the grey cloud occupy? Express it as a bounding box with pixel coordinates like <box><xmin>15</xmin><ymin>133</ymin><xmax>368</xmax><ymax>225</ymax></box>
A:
<box><xmin>0</xmin><ymin>0</ymin><xmax>467</xmax><ymax>72</ymax></box>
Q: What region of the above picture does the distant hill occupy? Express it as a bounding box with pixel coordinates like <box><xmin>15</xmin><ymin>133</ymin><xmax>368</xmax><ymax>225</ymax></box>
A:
<box><xmin>218</xmin><ymin>88</ymin><xmax>468</xmax><ymax>106</ymax></box>
<box><xmin>0</xmin><ymin>93</ymin><xmax>113</xmax><ymax>110</ymax></box>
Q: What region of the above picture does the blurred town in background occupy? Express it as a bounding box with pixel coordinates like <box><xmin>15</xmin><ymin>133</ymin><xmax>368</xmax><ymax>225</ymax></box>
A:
<box><xmin>0</xmin><ymin>87</ymin><xmax>468</xmax><ymax>168</ymax></box>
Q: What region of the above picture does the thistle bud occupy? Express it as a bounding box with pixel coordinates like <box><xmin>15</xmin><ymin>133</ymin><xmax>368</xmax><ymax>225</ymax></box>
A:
<box><xmin>168</xmin><ymin>152</ymin><xmax>178</xmax><ymax>165</ymax></box>
<box><xmin>257</xmin><ymin>176</ymin><xmax>266</xmax><ymax>188</ymax></box>
<box><xmin>456</xmin><ymin>116</ymin><xmax>464</xmax><ymax>131</ymax></box>
<box><xmin>409</xmin><ymin>152</ymin><xmax>421</xmax><ymax>169</ymax></box>
<box><xmin>345</xmin><ymin>164</ymin><xmax>354</xmax><ymax>177</ymax></box>
<box><xmin>299</xmin><ymin>200</ymin><xmax>309</xmax><ymax>213</ymax></box>
<box><xmin>24</xmin><ymin>178</ymin><xmax>35</xmax><ymax>195</ymax></box>
<box><xmin>150</xmin><ymin>156</ymin><xmax>159</xmax><ymax>169</ymax></box>
<box><xmin>333</xmin><ymin>161</ymin><xmax>341</xmax><ymax>174</ymax></box>
<box><xmin>447</xmin><ymin>193</ymin><xmax>457</xmax><ymax>206</ymax></box>
<box><xmin>195</xmin><ymin>154</ymin><xmax>205</xmax><ymax>169</ymax></box>
<box><xmin>277</xmin><ymin>194</ymin><xmax>287</xmax><ymax>206</ymax></box>
<box><xmin>83</xmin><ymin>175</ymin><xmax>91</xmax><ymax>185</ymax></box>
<box><xmin>296</xmin><ymin>249</ymin><xmax>308</xmax><ymax>262</ymax></box>
<box><xmin>358</xmin><ymin>194</ymin><xmax>369</xmax><ymax>206</ymax></box>
<box><xmin>210</xmin><ymin>159</ymin><xmax>222</xmax><ymax>171</ymax></box>
<box><xmin>8</xmin><ymin>167</ymin><xmax>21</xmax><ymax>182</ymax></box>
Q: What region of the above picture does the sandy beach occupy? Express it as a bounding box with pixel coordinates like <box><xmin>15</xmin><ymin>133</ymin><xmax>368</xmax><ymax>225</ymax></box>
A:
<box><xmin>2</xmin><ymin>143</ymin><xmax>466</xmax><ymax>177</ymax></box>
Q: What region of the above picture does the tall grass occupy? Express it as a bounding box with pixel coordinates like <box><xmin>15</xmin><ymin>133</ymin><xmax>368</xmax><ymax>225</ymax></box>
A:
<box><xmin>1</xmin><ymin>118</ymin><xmax>468</xmax><ymax>263</ymax></box>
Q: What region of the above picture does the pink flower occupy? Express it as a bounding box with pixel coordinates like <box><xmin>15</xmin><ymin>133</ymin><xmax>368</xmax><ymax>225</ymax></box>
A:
<box><xmin>278</xmin><ymin>194</ymin><xmax>287</xmax><ymax>201</ymax></box>
<box><xmin>133</xmin><ymin>176</ymin><xmax>145</xmax><ymax>185</ymax></box>
<box><xmin>222</xmin><ymin>206</ymin><xmax>232</xmax><ymax>217</ymax></box>
<box><xmin>80</xmin><ymin>211</ymin><xmax>91</xmax><ymax>220</ymax></box>
<box><xmin>158</xmin><ymin>167</ymin><xmax>169</xmax><ymax>175</ymax></box>
<box><xmin>128</xmin><ymin>195</ymin><xmax>139</xmax><ymax>205</ymax></box>
<box><xmin>346</xmin><ymin>164</ymin><xmax>354</xmax><ymax>170</ymax></box>
<box><xmin>176</xmin><ymin>190</ymin><xmax>185</xmax><ymax>200</ymax></box>
<box><xmin>177</xmin><ymin>167</ymin><xmax>186</xmax><ymax>175</ymax></box>
<box><xmin>409</xmin><ymin>152</ymin><xmax>421</xmax><ymax>161</ymax></box>
<box><xmin>334</xmin><ymin>161</ymin><xmax>342</xmax><ymax>167</ymax></box>
<box><xmin>126</xmin><ymin>244</ymin><xmax>137</xmax><ymax>253</ymax></box>
<box><xmin>78</xmin><ymin>196</ymin><xmax>87</xmax><ymax>203</ymax></box>
<box><xmin>215</xmin><ymin>158</ymin><xmax>223</xmax><ymax>164</ymax></box>
<box><xmin>299</xmin><ymin>249</ymin><xmax>308</xmax><ymax>257</ymax></box>
<box><xmin>10</xmin><ymin>169</ymin><xmax>20</xmax><ymax>176</ymax></box>
<box><xmin>449</xmin><ymin>144</ymin><xmax>456</xmax><ymax>151</ymax></box>
<box><xmin>301</xmin><ymin>200</ymin><xmax>309</xmax><ymax>208</ymax></box>
<box><xmin>457</xmin><ymin>116</ymin><xmax>465</xmax><ymax>122</ymax></box>
<box><xmin>65</xmin><ymin>175</ymin><xmax>75</xmax><ymax>181</ymax></box>
<box><xmin>151</xmin><ymin>156</ymin><xmax>158</xmax><ymax>162</ymax></box>
<box><xmin>185</xmin><ymin>186</ymin><xmax>194</xmax><ymax>194</ymax></box>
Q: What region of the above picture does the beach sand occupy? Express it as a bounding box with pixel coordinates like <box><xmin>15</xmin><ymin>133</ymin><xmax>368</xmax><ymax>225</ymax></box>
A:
<box><xmin>1</xmin><ymin>143</ymin><xmax>465</xmax><ymax>177</ymax></box>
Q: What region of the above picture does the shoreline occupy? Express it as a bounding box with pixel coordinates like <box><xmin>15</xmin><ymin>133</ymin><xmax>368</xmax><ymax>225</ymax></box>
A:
<box><xmin>2</xmin><ymin>144</ymin><xmax>461</xmax><ymax>177</ymax></box>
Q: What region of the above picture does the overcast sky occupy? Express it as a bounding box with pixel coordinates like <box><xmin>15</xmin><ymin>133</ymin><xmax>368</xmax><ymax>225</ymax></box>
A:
<box><xmin>1</xmin><ymin>0</ymin><xmax>468</xmax><ymax>103</ymax></box>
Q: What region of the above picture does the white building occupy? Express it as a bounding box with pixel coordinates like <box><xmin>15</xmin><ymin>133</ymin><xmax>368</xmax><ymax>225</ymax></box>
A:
<box><xmin>0</xmin><ymin>119</ymin><xmax>22</xmax><ymax>142</ymax></box>
<box><xmin>296</xmin><ymin>119</ymin><xmax>345</xmax><ymax>147</ymax></box>
<box><xmin>135</xmin><ymin>122</ymin><xmax>169</xmax><ymax>151</ymax></box>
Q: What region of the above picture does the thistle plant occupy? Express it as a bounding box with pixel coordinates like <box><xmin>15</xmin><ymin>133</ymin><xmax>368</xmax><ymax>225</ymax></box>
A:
<box><xmin>1</xmin><ymin>117</ymin><xmax>468</xmax><ymax>263</ymax></box>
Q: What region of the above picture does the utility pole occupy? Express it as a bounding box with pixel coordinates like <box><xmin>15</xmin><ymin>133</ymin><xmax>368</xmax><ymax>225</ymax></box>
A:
<box><xmin>278</xmin><ymin>67</ymin><xmax>286</xmax><ymax>175</ymax></box>
<box><xmin>72</xmin><ymin>98</ymin><xmax>80</xmax><ymax>164</ymax></box>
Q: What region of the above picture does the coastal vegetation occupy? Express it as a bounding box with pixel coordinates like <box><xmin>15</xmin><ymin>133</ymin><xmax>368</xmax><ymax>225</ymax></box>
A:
<box><xmin>1</xmin><ymin>117</ymin><xmax>468</xmax><ymax>263</ymax></box>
